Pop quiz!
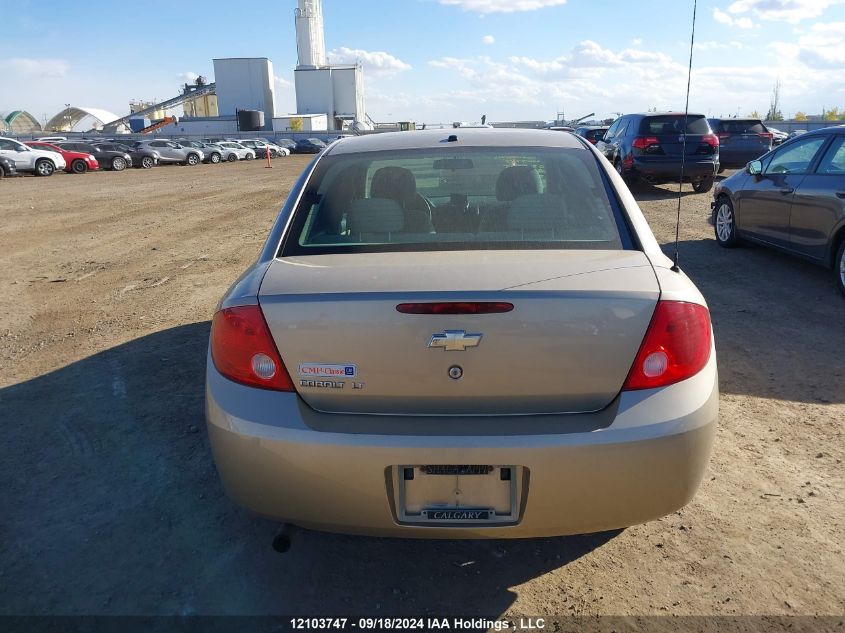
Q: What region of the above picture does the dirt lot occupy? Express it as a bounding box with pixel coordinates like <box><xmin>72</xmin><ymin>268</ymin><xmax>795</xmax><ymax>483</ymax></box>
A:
<box><xmin>1</xmin><ymin>158</ymin><xmax>843</xmax><ymax>623</ymax></box>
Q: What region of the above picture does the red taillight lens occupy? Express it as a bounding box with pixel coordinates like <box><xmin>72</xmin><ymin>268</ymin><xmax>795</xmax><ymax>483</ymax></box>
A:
<box><xmin>702</xmin><ymin>133</ymin><xmax>720</xmax><ymax>148</ymax></box>
<box><xmin>632</xmin><ymin>136</ymin><xmax>660</xmax><ymax>149</ymax></box>
<box><xmin>622</xmin><ymin>301</ymin><xmax>712</xmax><ymax>391</ymax></box>
<box><xmin>759</xmin><ymin>132</ymin><xmax>773</xmax><ymax>141</ymax></box>
<box><xmin>210</xmin><ymin>305</ymin><xmax>294</xmax><ymax>391</ymax></box>
<box><xmin>396</xmin><ymin>302</ymin><xmax>514</xmax><ymax>315</ymax></box>
<box><xmin>588</xmin><ymin>138</ymin><xmax>598</xmax><ymax>145</ymax></box>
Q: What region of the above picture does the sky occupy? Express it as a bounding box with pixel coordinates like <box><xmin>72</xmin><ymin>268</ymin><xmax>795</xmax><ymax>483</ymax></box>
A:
<box><xmin>1</xmin><ymin>0</ymin><xmax>844</xmax><ymax>126</ymax></box>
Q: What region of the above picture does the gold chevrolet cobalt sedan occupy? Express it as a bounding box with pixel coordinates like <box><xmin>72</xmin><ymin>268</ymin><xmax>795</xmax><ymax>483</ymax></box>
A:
<box><xmin>206</xmin><ymin>129</ymin><xmax>718</xmax><ymax>538</ymax></box>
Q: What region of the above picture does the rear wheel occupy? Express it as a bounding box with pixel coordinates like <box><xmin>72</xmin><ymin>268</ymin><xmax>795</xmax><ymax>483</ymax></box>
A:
<box><xmin>71</xmin><ymin>159</ymin><xmax>87</xmax><ymax>174</ymax></box>
<box><xmin>35</xmin><ymin>159</ymin><xmax>55</xmax><ymax>177</ymax></box>
<box><xmin>141</xmin><ymin>156</ymin><xmax>154</xmax><ymax>169</ymax></box>
<box><xmin>835</xmin><ymin>239</ymin><xmax>845</xmax><ymax>298</ymax></box>
<box><xmin>714</xmin><ymin>198</ymin><xmax>739</xmax><ymax>247</ymax></box>
<box><xmin>227</xmin><ymin>153</ymin><xmax>238</xmax><ymax>162</ymax></box>
<box><xmin>0</xmin><ymin>165</ymin><xmax>5</xmax><ymax>178</ymax></box>
<box><xmin>209</xmin><ymin>152</ymin><xmax>221</xmax><ymax>164</ymax></box>
<box><xmin>614</xmin><ymin>158</ymin><xmax>636</xmax><ymax>185</ymax></box>
<box><xmin>692</xmin><ymin>176</ymin><xmax>714</xmax><ymax>193</ymax></box>
<box><xmin>186</xmin><ymin>153</ymin><xmax>200</xmax><ymax>166</ymax></box>
<box><xmin>111</xmin><ymin>157</ymin><xmax>127</xmax><ymax>171</ymax></box>
<box><xmin>245</xmin><ymin>152</ymin><xmax>254</xmax><ymax>161</ymax></box>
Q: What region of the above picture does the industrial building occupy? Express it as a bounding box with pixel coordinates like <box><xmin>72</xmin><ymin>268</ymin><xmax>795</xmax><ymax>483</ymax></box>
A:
<box><xmin>1</xmin><ymin>0</ymin><xmax>366</xmax><ymax>139</ymax></box>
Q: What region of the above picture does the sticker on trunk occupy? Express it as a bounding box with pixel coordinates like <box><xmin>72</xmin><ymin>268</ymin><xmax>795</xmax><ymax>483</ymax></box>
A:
<box><xmin>298</xmin><ymin>363</ymin><xmax>357</xmax><ymax>378</ymax></box>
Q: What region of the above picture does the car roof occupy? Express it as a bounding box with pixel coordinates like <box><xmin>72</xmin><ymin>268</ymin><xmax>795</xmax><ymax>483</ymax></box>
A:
<box><xmin>801</xmin><ymin>124</ymin><xmax>845</xmax><ymax>136</ymax></box>
<box><xmin>626</xmin><ymin>111</ymin><xmax>706</xmax><ymax>117</ymax></box>
<box><xmin>326</xmin><ymin>128</ymin><xmax>585</xmax><ymax>155</ymax></box>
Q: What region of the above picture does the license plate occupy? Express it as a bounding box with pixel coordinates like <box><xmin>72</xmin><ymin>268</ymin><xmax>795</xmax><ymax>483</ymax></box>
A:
<box><xmin>396</xmin><ymin>465</ymin><xmax>520</xmax><ymax>525</ymax></box>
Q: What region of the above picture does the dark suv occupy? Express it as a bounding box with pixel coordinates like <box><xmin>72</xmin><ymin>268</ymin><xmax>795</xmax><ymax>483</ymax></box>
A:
<box><xmin>596</xmin><ymin>112</ymin><xmax>719</xmax><ymax>193</ymax></box>
<box><xmin>707</xmin><ymin>118</ymin><xmax>773</xmax><ymax>171</ymax></box>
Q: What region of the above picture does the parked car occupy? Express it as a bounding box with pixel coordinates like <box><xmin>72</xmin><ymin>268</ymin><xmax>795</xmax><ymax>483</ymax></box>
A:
<box><xmin>55</xmin><ymin>141</ymin><xmax>133</xmax><ymax>171</ymax></box>
<box><xmin>235</xmin><ymin>139</ymin><xmax>286</xmax><ymax>158</ymax></box>
<box><xmin>293</xmin><ymin>137</ymin><xmax>327</xmax><ymax>154</ymax></box>
<box><xmin>93</xmin><ymin>142</ymin><xmax>159</xmax><ymax>169</ymax></box>
<box><xmin>176</xmin><ymin>140</ymin><xmax>224</xmax><ymax>164</ymax></box>
<box><xmin>767</xmin><ymin>127</ymin><xmax>789</xmax><ymax>145</ymax></box>
<box><xmin>35</xmin><ymin>136</ymin><xmax>68</xmax><ymax>142</ymax></box>
<box><xmin>596</xmin><ymin>112</ymin><xmax>719</xmax><ymax>193</ymax></box>
<box><xmin>133</xmin><ymin>140</ymin><xmax>203</xmax><ymax>166</ymax></box>
<box><xmin>274</xmin><ymin>138</ymin><xmax>297</xmax><ymax>152</ymax></box>
<box><xmin>27</xmin><ymin>141</ymin><xmax>99</xmax><ymax>174</ymax></box>
<box><xmin>0</xmin><ymin>155</ymin><xmax>18</xmax><ymax>178</ymax></box>
<box><xmin>206</xmin><ymin>128</ymin><xmax>718</xmax><ymax>539</ymax></box>
<box><xmin>712</xmin><ymin>125</ymin><xmax>845</xmax><ymax>296</ymax></box>
<box><xmin>707</xmin><ymin>118</ymin><xmax>772</xmax><ymax>171</ymax></box>
<box><xmin>0</xmin><ymin>137</ymin><xmax>66</xmax><ymax>176</ymax></box>
<box><xmin>574</xmin><ymin>125</ymin><xmax>610</xmax><ymax>145</ymax></box>
<box><xmin>215</xmin><ymin>141</ymin><xmax>256</xmax><ymax>161</ymax></box>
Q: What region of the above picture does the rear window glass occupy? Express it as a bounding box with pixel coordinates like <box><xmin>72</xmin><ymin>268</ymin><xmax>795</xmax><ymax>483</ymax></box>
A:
<box><xmin>640</xmin><ymin>115</ymin><xmax>710</xmax><ymax>135</ymax></box>
<box><xmin>281</xmin><ymin>147</ymin><xmax>631</xmax><ymax>256</ymax></box>
<box><xmin>719</xmin><ymin>120</ymin><xmax>766</xmax><ymax>134</ymax></box>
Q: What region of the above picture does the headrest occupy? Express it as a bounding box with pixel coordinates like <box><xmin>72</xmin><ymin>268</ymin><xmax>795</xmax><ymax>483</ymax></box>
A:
<box><xmin>495</xmin><ymin>166</ymin><xmax>540</xmax><ymax>202</ymax></box>
<box><xmin>371</xmin><ymin>167</ymin><xmax>417</xmax><ymax>205</ymax></box>
<box><xmin>507</xmin><ymin>194</ymin><xmax>567</xmax><ymax>231</ymax></box>
<box><xmin>348</xmin><ymin>198</ymin><xmax>405</xmax><ymax>233</ymax></box>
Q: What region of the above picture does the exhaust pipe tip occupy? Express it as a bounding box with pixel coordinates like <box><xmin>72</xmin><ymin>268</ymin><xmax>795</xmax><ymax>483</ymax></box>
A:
<box><xmin>272</xmin><ymin>523</ymin><xmax>294</xmax><ymax>553</ymax></box>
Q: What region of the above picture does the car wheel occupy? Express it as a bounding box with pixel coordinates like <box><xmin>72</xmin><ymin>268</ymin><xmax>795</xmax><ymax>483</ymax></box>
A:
<box><xmin>714</xmin><ymin>198</ymin><xmax>739</xmax><ymax>248</ymax></box>
<box><xmin>71</xmin><ymin>159</ymin><xmax>87</xmax><ymax>174</ymax></box>
<box><xmin>186</xmin><ymin>153</ymin><xmax>200</xmax><ymax>166</ymax></box>
<box><xmin>692</xmin><ymin>177</ymin><xmax>714</xmax><ymax>193</ymax></box>
<box><xmin>111</xmin><ymin>157</ymin><xmax>127</xmax><ymax>171</ymax></box>
<box><xmin>227</xmin><ymin>153</ymin><xmax>238</xmax><ymax>162</ymax></box>
<box><xmin>0</xmin><ymin>165</ymin><xmax>5</xmax><ymax>179</ymax></box>
<box><xmin>35</xmin><ymin>159</ymin><xmax>55</xmax><ymax>177</ymax></box>
<box><xmin>269</xmin><ymin>149</ymin><xmax>278</xmax><ymax>158</ymax></box>
<box><xmin>245</xmin><ymin>153</ymin><xmax>254</xmax><ymax>161</ymax></box>
<box><xmin>836</xmin><ymin>239</ymin><xmax>845</xmax><ymax>298</ymax></box>
<box><xmin>209</xmin><ymin>152</ymin><xmax>221</xmax><ymax>164</ymax></box>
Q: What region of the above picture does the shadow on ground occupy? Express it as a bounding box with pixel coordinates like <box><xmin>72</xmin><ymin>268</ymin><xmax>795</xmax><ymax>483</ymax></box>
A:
<box><xmin>0</xmin><ymin>322</ymin><xmax>618</xmax><ymax>616</ymax></box>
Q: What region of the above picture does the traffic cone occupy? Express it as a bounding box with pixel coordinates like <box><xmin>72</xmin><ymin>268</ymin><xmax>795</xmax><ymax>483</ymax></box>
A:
<box><xmin>265</xmin><ymin>146</ymin><xmax>272</xmax><ymax>168</ymax></box>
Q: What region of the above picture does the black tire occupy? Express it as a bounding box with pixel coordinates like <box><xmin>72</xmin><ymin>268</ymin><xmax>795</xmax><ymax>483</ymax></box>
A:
<box><xmin>35</xmin><ymin>159</ymin><xmax>55</xmax><ymax>177</ymax></box>
<box><xmin>835</xmin><ymin>238</ymin><xmax>845</xmax><ymax>298</ymax></box>
<box><xmin>141</xmin><ymin>156</ymin><xmax>154</xmax><ymax>169</ymax></box>
<box><xmin>111</xmin><ymin>157</ymin><xmax>127</xmax><ymax>171</ymax></box>
<box><xmin>227</xmin><ymin>153</ymin><xmax>237</xmax><ymax>162</ymax></box>
<box><xmin>71</xmin><ymin>159</ymin><xmax>87</xmax><ymax>174</ymax></box>
<box><xmin>245</xmin><ymin>153</ymin><xmax>254</xmax><ymax>161</ymax></box>
<box><xmin>186</xmin><ymin>153</ymin><xmax>200</xmax><ymax>166</ymax></box>
<box><xmin>692</xmin><ymin>176</ymin><xmax>714</xmax><ymax>193</ymax></box>
<box><xmin>614</xmin><ymin>158</ymin><xmax>636</xmax><ymax>185</ymax></box>
<box><xmin>209</xmin><ymin>152</ymin><xmax>221</xmax><ymax>164</ymax></box>
<box><xmin>0</xmin><ymin>165</ymin><xmax>6</xmax><ymax>179</ymax></box>
<box><xmin>269</xmin><ymin>149</ymin><xmax>278</xmax><ymax>158</ymax></box>
<box><xmin>714</xmin><ymin>197</ymin><xmax>739</xmax><ymax>248</ymax></box>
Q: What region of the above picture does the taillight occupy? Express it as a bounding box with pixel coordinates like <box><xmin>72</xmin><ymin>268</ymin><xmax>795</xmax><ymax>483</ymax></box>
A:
<box><xmin>702</xmin><ymin>134</ymin><xmax>720</xmax><ymax>148</ymax></box>
<box><xmin>588</xmin><ymin>138</ymin><xmax>598</xmax><ymax>145</ymax></box>
<box><xmin>622</xmin><ymin>301</ymin><xmax>712</xmax><ymax>391</ymax></box>
<box><xmin>759</xmin><ymin>132</ymin><xmax>773</xmax><ymax>141</ymax></box>
<box><xmin>210</xmin><ymin>305</ymin><xmax>294</xmax><ymax>391</ymax></box>
<box><xmin>632</xmin><ymin>136</ymin><xmax>660</xmax><ymax>149</ymax></box>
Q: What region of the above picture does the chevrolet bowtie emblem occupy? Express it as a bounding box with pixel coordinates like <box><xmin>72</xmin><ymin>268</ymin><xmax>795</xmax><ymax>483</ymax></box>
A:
<box><xmin>427</xmin><ymin>330</ymin><xmax>482</xmax><ymax>351</ymax></box>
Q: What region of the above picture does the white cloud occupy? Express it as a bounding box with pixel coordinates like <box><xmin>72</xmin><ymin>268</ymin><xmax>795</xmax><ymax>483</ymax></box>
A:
<box><xmin>274</xmin><ymin>75</ymin><xmax>293</xmax><ymax>88</ymax></box>
<box><xmin>482</xmin><ymin>34</ymin><xmax>496</xmax><ymax>44</ymax></box>
<box><xmin>631</xmin><ymin>38</ymin><xmax>643</xmax><ymax>46</ymax></box>
<box><xmin>726</xmin><ymin>0</ymin><xmax>843</xmax><ymax>23</ymax></box>
<box><xmin>327</xmin><ymin>47</ymin><xmax>412</xmax><ymax>74</ymax></box>
<box><xmin>694</xmin><ymin>40</ymin><xmax>746</xmax><ymax>51</ymax></box>
<box><xmin>770</xmin><ymin>20</ymin><xmax>845</xmax><ymax>68</ymax></box>
<box><xmin>713</xmin><ymin>7</ymin><xmax>755</xmax><ymax>28</ymax></box>
<box><xmin>177</xmin><ymin>71</ymin><xmax>199</xmax><ymax>83</ymax></box>
<box><xmin>437</xmin><ymin>0</ymin><xmax>566</xmax><ymax>13</ymax></box>
<box><xmin>1</xmin><ymin>57</ymin><xmax>69</xmax><ymax>79</ymax></box>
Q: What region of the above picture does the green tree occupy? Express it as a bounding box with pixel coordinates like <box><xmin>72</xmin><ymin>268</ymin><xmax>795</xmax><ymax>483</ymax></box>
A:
<box><xmin>823</xmin><ymin>107</ymin><xmax>841</xmax><ymax>121</ymax></box>
<box><xmin>749</xmin><ymin>110</ymin><xmax>762</xmax><ymax>118</ymax></box>
<box><xmin>794</xmin><ymin>111</ymin><xmax>808</xmax><ymax>121</ymax></box>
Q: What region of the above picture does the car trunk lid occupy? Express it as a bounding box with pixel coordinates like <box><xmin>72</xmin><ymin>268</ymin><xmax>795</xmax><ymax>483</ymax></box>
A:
<box><xmin>259</xmin><ymin>250</ymin><xmax>660</xmax><ymax>415</ymax></box>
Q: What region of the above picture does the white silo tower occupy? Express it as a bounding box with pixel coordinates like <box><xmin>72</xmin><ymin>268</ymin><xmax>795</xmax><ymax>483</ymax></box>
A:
<box><xmin>296</xmin><ymin>0</ymin><xmax>327</xmax><ymax>68</ymax></box>
<box><xmin>292</xmin><ymin>0</ymin><xmax>368</xmax><ymax>131</ymax></box>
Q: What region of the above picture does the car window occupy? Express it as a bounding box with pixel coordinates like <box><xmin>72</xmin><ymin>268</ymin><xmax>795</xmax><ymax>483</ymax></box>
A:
<box><xmin>719</xmin><ymin>120</ymin><xmax>766</xmax><ymax>134</ymax></box>
<box><xmin>150</xmin><ymin>141</ymin><xmax>166</xmax><ymax>147</ymax></box>
<box><xmin>604</xmin><ymin>119</ymin><xmax>621</xmax><ymax>139</ymax></box>
<box><xmin>283</xmin><ymin>147</ymin><xmax>629</xmax><ymax>255</ymax></box>
<box><xmin>640</xmin><ymin>115</ymin><xmax>709</xmax><ymax>135</ymax></box>
<box><xmin>0</xmin><ymin>140</ymin><xmax>21</xmax><ymax>150</ymax></box>
<box><xmin>815</xmin><ymin>136</ymin><xmax>845</xmax><ymax>175</ymax></box>
<box><xmin>764</xmin><ymin>136</ymin><xmax>827</xmax><ymax>175</ymax></box>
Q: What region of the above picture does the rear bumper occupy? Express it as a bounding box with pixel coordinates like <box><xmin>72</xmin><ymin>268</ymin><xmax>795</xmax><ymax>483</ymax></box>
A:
<box><xmin>631</xmin><ymin>158</ymin><xmax>717</xmax><ymax>181</ymax></box>
<box><xmin>206</xmin><ymin>351</ymin><xmax>718</xmax><ymax>538</ymax></box>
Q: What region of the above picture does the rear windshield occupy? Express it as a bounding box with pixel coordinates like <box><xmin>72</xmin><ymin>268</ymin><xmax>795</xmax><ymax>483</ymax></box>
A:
<box><xmin>640</xmin><ymin>115</ymin><xmax>710</xmax><ymax>135</ymax></box>
<box><xmin>717</xmin><ymin>119</ymin><xmax>766</xmax><ymax>134</ymax></box>
<box><xmin>281</xmin><ymin>147</ymin><xmax>631</xmax><ymax>256</ymax></box>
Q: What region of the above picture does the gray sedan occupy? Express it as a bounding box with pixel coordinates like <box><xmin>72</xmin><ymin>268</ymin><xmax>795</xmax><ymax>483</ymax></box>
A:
<box><xmin>712</xmin><ymin>125</ymin><xmax>845</xmax><ymax>296</ymax></box>
<box><xmin>206</xmin><ymin>128</ymin><xmax>718</xmax><ymax>539</ymax></box>
<box><xmin>133</xmin><ymin>140</ymin><xmax>203</xmax><ymax>166</ymax></box>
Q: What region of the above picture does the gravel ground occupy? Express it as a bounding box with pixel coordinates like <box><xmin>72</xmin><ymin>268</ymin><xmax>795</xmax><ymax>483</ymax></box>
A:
<box><xmin>1</xmin><ymin>159</ymin><xmax>842</xmax><ymax>623</ymax></box>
